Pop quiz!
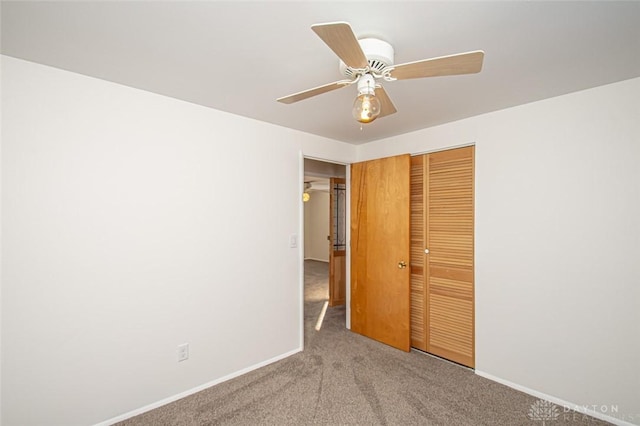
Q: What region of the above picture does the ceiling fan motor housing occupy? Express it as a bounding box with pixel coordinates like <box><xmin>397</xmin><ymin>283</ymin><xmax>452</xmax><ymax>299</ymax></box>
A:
<box><xmin>340</xmin><ymin>38</ymin><xmax>395</xmax><ymax>77</ymax></box>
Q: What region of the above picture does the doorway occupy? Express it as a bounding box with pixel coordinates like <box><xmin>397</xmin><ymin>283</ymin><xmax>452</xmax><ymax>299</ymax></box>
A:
<box><xmin>303</xmin><ymin>158</ymin><xmax>347</xmax><ymax>344</ymax></box>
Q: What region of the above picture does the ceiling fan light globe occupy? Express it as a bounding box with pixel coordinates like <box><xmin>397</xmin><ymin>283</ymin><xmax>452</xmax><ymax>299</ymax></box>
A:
<box><xmin>353</xmin><ymin>93</ymin><xmax>381</xmax><ymax>123</ymax></box>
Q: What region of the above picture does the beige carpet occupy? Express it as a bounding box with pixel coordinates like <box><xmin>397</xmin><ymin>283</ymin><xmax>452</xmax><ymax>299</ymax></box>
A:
<box><xmin>117</xmin><ymin>260</ymin><xmax>608</xmax><ymax>425</ymax></box>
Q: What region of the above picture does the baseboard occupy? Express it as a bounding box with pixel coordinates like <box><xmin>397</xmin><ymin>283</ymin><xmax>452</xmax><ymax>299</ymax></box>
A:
<box><xmin>475</xmin><ymin>370</ymin><xmax>637</xmax><ymax>426</ymax></box>
<box><xmin>303</xmin><ymin>257</ymin><xmax>329</xmax><ymax>263</ymax></box>
<box><xmin>96</xmin><ymin>347</ymin><xmax>303</xmax><ymax>426</ymax></box>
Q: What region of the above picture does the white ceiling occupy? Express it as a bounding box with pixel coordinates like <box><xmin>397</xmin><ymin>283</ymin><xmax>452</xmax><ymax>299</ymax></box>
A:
<box><xmin>2</xmin><ymin>1</ymin><xmax>639</xmax><ymax>145</ymax></box>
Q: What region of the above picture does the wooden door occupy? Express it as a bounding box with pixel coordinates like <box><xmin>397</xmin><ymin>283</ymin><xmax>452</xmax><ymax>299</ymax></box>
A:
<box><xmin>410</xmin><ymin>146</ymin><xmax>475</xmax><ymax>367</ymax></box>
<box><xmin>329</xmin><ymin>178</ymin><xmax>346</xmax><ymax>306</ymax></box>
<box><xmin>351</xmin><ymin>154</ymin><xmax>411</xmax><ymax>352</ymax></box>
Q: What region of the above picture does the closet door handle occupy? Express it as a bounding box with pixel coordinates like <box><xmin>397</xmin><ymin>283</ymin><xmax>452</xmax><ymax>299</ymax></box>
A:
<box><xmin>424</xmin><ymin>248</ymin><xmax>430</xmax><ymax>254</ymax></box>
<box><xmin>398</xmin><ymin>261</ymin><xmax>407</xmax><ymax>269</ymax></box>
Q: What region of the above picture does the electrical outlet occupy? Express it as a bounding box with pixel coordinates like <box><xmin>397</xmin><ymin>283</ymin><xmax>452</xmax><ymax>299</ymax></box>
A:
<box><xmin>177</xmin><ymin>343</ymin><xmax>189</xmax><ymax>362</ymax></box>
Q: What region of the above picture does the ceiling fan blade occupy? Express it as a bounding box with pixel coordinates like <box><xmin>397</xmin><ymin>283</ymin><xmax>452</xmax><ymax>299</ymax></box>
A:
<box><xmin>389</xmin><ymin>50</ymin><xmax>484</xmax><ymax>80</ymax></box>
<box><xmin>376</xmin><ymin>85</ymin><xmax>397</xmax><ymax>118</ymax></box>
<box><xmin>277</xmin><ymin>80</ymin><xmax>353</xmax><ymax>104</ymax></box>
<box><xmin>311</xmin><ymin>22</ymin><xmax>369</xmax><ymax>69</ymax></box>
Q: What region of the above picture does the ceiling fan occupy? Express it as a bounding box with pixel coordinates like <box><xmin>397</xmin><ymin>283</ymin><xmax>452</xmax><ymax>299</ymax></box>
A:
<box><xmin>277</xmin><ymin>22</ymin><xmax>484</xmax><ymax>124</ymax></box>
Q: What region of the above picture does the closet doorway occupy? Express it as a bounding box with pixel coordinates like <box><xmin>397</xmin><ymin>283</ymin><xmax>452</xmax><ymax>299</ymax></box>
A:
<box><xmin>348</xmin><ymin>146</ymin><xmax>475</xmax><ymax>367</ymax></box>
<box><xmin>410</xmin><ymin>146</ymin><xmax>475</xmax><ymax>368</ymax></box>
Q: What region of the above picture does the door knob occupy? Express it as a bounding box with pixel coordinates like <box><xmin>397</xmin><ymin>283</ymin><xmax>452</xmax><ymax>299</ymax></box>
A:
<box><xmin>398</xmin><ymin>261</ymin><xmax>407</xmax><ymax>269</ymax></box>
<box><xmin>424</xmin><ymin>248</ymin><xmax>429</xmax><ymax>254</ymax></box>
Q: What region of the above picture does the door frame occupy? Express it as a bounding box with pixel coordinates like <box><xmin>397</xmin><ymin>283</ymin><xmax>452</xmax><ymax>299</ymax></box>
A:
<box><xmin>300</xmin><ymin>153</ymin><xmax>352</xmax><ymax>347</ymax></box>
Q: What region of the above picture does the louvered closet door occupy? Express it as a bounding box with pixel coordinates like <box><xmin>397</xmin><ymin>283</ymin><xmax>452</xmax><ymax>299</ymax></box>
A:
<box><xmin>410</xmin><ymin>146</ymin><xmax>475</xmax><ymax>368</ymax></box>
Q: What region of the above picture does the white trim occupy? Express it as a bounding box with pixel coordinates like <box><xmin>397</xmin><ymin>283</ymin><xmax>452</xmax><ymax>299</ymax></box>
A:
<box><xmin>475</xmin><ymin>370</ymin><xmax>638</xmax><ymax>426</ymax></box>
<box><xmin>344</xmin><ymin>165</ymin><xmax>351</xmax><ymax>330</ymax></box>
<box><xmin>96</xmin><ymin>348</ymin><xmax>302</xmax><ymax>426</ymax></box>
<box><xmin>303</xmin><ymin>155</ymin><xmax>349</xmax><ymax>166</ymax></box>
<box><xmin>298</xmin><ymin>151</ymin><xmax>306</xmax><ymax>351</ymax></box>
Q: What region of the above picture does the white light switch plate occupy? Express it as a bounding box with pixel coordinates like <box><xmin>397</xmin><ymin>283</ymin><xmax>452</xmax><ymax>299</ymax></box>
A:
<box><xmin>177</xmin><ymin>343</ymin><xmax>189</xmax><ymax>362</ymax></box>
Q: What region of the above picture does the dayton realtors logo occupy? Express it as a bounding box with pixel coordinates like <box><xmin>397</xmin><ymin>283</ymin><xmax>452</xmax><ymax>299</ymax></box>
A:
<box><xmin>528</xmin><ymin>399</ymin><xmax>623</xmax><ymax>423</ymax></box>
<box><xmin>528</xmin><ymin>399</ymin><xmax>560</xmax><ymax>424</ymax></box>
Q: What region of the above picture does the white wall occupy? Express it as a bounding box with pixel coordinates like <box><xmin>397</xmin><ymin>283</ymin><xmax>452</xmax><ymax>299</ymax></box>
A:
<box><xmin>0</xmin><ymin>56</ymin><xmax>357</xmax><ymax>426</ymax></box>
<box><xmin>3</xmin><ymin>54</ymin><xmax>639</xmax><ymax>426</ymax></box>
<box><xmin>358</xmin><ymin>77</ymin><xmax>640</xmax><ymax>424</ymax></box>
<box><xmin>304</xmin><ymin>191</ymin><xmax>330</xmax><ymax>262</ymax></box>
